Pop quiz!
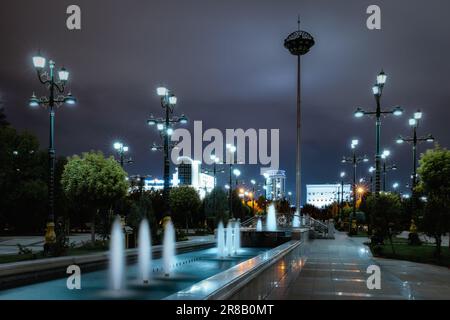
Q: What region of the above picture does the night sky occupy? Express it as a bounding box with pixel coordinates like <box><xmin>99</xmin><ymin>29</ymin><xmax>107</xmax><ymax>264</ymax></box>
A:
<box><xmin>1</xmin><ymin>0</ymin><xmax>449</xmax><ymax>201</ymax></box>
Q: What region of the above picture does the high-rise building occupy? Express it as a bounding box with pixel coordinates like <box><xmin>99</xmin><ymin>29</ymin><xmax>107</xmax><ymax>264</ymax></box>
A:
<box><xmin>264</xmin><ymin>170</ymin><xmax>286</xmax><ymax>200</ymax></box>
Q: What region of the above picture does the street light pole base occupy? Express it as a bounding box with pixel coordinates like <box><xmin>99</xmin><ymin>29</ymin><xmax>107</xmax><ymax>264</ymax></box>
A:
<box><xmin>44</xmin><ymin>222</ymin><xmax>57</xmax><ymax>244</ymax></box>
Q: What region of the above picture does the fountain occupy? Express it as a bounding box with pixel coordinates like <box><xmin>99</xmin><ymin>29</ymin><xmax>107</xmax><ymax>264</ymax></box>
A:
<box><xmin>109</xmin><ymin>216</ymin><xmax>125</xmax><ymax>291</ymax></box>
<box><xmin>292</xmin><ymin>211</ymin><xmax>300</xmax><ymax>228</ymax></box>
<box><xmin>163</xmin><ymin>220</ymin><xmax>176</xmax><ymax>276</ymax></box>
<box><xmin>217</xmin><ymin>221</ymin><xmax>225</xmax><ymax>258</ymax></box>
<box><xmin>138</xmin><ymin>219</ymin><xmax>152</xmax><ymax>284</ymax></box>
<box><xmin>256</xmin><ymin>218</ymin><xmax>263</xmax><ymax>231</ymax></box>
<box><xmin>266</xmin><ymin>204</ymin><xmax>277</xmax><ymax>231</ymax></box>
<box><xmin>226</xmin><ymin>220</ymin><xmax>234</xmax><ymax>256</ymax></box>
<box><xmin>234</xmin><ymin>220</ymin><xmax>240</xmax><ymax>254</ymax></box>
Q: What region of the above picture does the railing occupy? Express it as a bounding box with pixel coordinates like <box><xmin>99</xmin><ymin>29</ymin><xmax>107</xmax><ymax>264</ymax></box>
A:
<box><xmin>240</xmin><ymin>214</ymin><xmax>331</xmax><ymax>236</ymax></box>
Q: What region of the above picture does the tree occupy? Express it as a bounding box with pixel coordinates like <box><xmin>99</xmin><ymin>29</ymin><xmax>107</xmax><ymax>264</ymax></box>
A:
<box><xmin>61</xmin><ymin>151</ymin><xmax>128</xmax><ymax>242</ymax></box>
<box><xmin>275</xmin><ymin>199</ymin><xmax>290</xmax><ymax>214</ymax></box>
<box><xmin>169</xmin><ymin>186</ymin><xmax>201</xmax><ymax>231</ymax></box>
<box><xmin>417</xmin><ymin>146</ymin><xmax>450</xmax><ymax>256</ymax></box>
<box><xmin>0</xmin><ymin>124</ymin><xmax>63</xmax><ymax>234</ymax></box>
<box><xmin>366</xmin><ymin>193</ymin><xmax>402</xmax><ymax>254</ymax></box>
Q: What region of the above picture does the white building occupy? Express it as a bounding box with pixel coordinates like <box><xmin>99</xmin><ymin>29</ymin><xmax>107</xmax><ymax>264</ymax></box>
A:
<box><xmin>128</xmin><ymin>157</ymin><xmax>214</xmax><ymax>199</ymax></box>
<box><xmin>264</xmin><ymin>170</ymin><xmax>286</xmax><ymax>200</ymax></box>
<box><xmin>172</xmin><ymin>156</ymin><xmax>215</xmax><ymax>199</ymax></box>
<box><xmin>306</xmin><ymin>184</ymin><xmax>352</xmax><ymax>209</ymax></box>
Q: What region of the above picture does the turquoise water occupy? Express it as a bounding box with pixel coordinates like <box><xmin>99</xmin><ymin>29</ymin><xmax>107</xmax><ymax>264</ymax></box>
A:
<box><xmin>0</xmin><ymin>247</ymin><xmax>265</xmax><ymax>300</ymax></box>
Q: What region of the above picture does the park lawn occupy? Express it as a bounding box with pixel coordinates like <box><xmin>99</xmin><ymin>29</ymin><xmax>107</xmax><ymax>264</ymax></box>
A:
<box><xmin>373</xmin><ymin>239</ymin><xmax>450</xmax><ymax>267</ymax></box>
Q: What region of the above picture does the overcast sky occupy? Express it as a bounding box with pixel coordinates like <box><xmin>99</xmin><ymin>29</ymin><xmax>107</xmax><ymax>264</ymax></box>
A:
<box><xmin>1</xmin><ymin>0</ymin><xmax>449</xmax><ymax>200</ymax></box>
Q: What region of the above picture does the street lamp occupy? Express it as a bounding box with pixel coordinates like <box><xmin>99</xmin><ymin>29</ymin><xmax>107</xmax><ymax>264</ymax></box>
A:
<box><xmin>396</xmin><ymin>110</ymin><xmax>435</xmax><ymax>196</ymax></box>
<box><xmin>227</xmin><ymin>144</ymin><xmax>237</xmax><ymax>218</ymax></box>
<box><xmin>29</xmin><ymin>52</ymin><xmax>76</xmax><ymax>252</ymax></box>
<box><xmin>354</xmin><ymin>70</ymin><xmax>403</xmax><ymax>198</ymax></box>
<box><xmin>147</xmin><ymin>87</ymin><xmax>188</xmax><ymax>216</ymax></box>
<box><xmin>338</xmin><ymin>171</ymin><xmax>346</xmax><ymax>223</ymax></box>
<box><xmin>342</xmin><ymin>139</ymin><xmax>369</xmax><ymax>234</ymax></box>
<box><xmin>210</xmin><ymin>153</ymin><xmax>225</xmax><ymax>216</ymax></box>
<box><xmin>381</xmin><ymin>149</ymin><xmax>397</xmax><ymax>192</ymax></box>
<box><xmin>284</xmin><ymin>18</ymin><xmax>315</xmax><ymax>223</ymax></box>
<box><xmin>250</xmin><ymin>179</ymin><xmax>257</xmax><ymax>215</ymax></box>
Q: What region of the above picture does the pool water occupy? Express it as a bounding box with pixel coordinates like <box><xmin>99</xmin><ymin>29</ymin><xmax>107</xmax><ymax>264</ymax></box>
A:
<box><xmin>0</xmin><ymin>247</ymin><xmax>266</xmax><ymax>300</ymax></box>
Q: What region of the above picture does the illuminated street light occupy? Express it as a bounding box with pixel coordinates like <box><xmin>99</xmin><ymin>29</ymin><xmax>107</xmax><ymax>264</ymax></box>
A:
<box><xmin>354</xmin><ymin>70</ymin><xmax>403</xmax><ymax>197</ymax></box>
<box><xmin>341</xmin><ymin>139</ymin><xmax>369</xmax><ymax>234</ymax></box>
<box><xmin>147</xmin><ymin>86</ymin><xmax>188</xmax><ymax>216</ymax></box>
<box><xmin>29</xmin><ymin>52</ymin><xmax>76</xmax><ymax>251</ymax></box>
<box><xmin>396</xmin><ymin>110</ymin><xmax>435</xmax><ymax>210</ymax></box>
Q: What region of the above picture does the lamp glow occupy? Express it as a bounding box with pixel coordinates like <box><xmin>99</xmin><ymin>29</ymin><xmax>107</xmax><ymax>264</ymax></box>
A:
<box><xmin>372</xmin><ymin>84</ymin><xmax>380</xmax><ymax>95</ymax></box>
<box><xmin>414</xmin><ymin>110</ymin><xmax>422</xmax><ymax>120</ymax></box>
<box><xmin>354</xmin><ymin>108</ymin><xmax>364</xmax><ymax>118</ymax></box>
<box><xmin>393</xmin><ymin>106</ymin><xmax>403</xmax><ymax>116</ymax></box>
<box><xmin>376</xmin><ymin>70</ymin><xmax>387</xmax><ymax>85</ymax></box>
<box><xmin>58</xmin><ymin>68</ymin><xmax>69</xmax><ymax>81</ymax></box>
<box><xmin>409</xmin><ymin>118</ymin><xmax>417</xmax><ymax>126</ymax></box>
<box><xmin>64</xmin><ymin>93</ymin><xmax>76</xmax><ymax>105</ymax></box>
<box><xmin>157</xmin><ymin>123</ymin><xmax>164</xmax><ymax>131</ymax></box>
<box><xmin>168</xmin><ymin>95</ymin><xmax>177</xmax><ymax>105</ymax></box>
<box><xmin>29</xmin><ymin>93</ymin><xmax>39</xmax><ymax>107</ymax></box>
<box><xmin>32</xmin><ymin>55</ymin><xmax>46</xmax><ymax>69</ymax></box>
<box><xmin>156</xmin><ymin>87</ymin><xmax>168</xmax><ymax>96</ymax></box>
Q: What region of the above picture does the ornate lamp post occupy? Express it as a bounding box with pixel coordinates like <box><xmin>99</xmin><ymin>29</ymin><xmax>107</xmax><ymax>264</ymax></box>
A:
<box><xmin>210</xmin><ymin>154</ymin><xmax>225</xmax><ymax>216</ymax></box>
<box><xmin>29</xmin><ymin>53</ymin><xmax>76</xmax><ymax>251</ymax></box>
<box><xmin>250</xmin><ymin>179</ymin><xmax>256</xmax><ymax>216</ymax></box>
<box><xmin>354</xmin><ymin>71</ymin><xmax>403</xmax><ymax>198</ymax></box>
<box><xmin>342</xmin><ymin>139</ymin><xmax>369</xmax><ymax>233</ymax></box>
<box><xmin>148</xmin><ymin>87</ymin><xmax>187</xmax><ymax>216</ymax></box>
<box><xmin>284</xmin><ymin>19</ymin><xmax>315</xmax><ymax>224</ymax></box>
<box><xmin>396</xmin><ymin>110</ymin><xmax>434</xmax><ymax>195</ymax></box>
<box><xmin>338</xmin><ymin>171</ymin><xmax>346</xmax><ymax>222</ymax></box>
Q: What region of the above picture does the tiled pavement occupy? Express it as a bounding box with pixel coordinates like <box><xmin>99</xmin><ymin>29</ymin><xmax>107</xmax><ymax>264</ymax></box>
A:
<box><xmin>274</xmin><ymin>231</ymin><xmax>450</xmax><ymax>300</ymax></box>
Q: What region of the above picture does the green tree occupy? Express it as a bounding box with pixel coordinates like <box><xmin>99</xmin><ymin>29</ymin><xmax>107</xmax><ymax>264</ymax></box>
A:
<box><xmin>366</xmin><ymin>193</ymin><xmax>402</xmax><ymax>254</ymax></box>
<box><xmin>61</xmin><ymin>151</ymin><xmax>128</xmax><ymax>242</ymax></box>
<box><xmin>203</xmin><ymin>187</ymin><xmax>229</xmax><ymax>227</ymax></box>
<box><xmin>169</xmin><ymin>186</ymin><xmax>201</xmax><ymax>231</ymax></box>
<box><xmin>417</xmin><ymin>146</ymin><xmax>450</xmax><ymax>256</ymax></box>
<box><xmin>0</xmin><ymin>124</ymin><xmax>59</xmax><ymax>234</ymax></box>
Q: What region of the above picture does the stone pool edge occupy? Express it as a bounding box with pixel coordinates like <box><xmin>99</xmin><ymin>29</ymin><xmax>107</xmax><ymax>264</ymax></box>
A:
<box><xmin>165</xmin><ymin>233</ymin><xmax>308</xmax><ymax>300</ymax></box>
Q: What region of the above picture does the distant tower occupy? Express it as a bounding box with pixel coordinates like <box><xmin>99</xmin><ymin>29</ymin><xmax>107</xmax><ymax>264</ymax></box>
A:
<box><xmin>284</xmin><ymin>18</ymin><xmax>315</xmax><ymax>219</ymax></box>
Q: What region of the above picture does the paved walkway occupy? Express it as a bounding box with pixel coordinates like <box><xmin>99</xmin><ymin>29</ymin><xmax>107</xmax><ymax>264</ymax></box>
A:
<box><xmin>0</xmin><ymin>234</ymin><xmax>92</xmax><ymax>255</ymax></box>
<box><xmin>280</xmin><ymin>231</ymin><xmax>450</xmax><ymax>300</ymax></box>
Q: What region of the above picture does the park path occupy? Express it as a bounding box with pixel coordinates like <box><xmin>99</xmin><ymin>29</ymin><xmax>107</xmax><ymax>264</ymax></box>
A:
<box><xmin>272</xmin><ymin>231</ymin><xmax>450</xmax><ymax>300</ymax></box>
